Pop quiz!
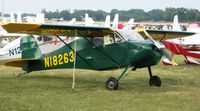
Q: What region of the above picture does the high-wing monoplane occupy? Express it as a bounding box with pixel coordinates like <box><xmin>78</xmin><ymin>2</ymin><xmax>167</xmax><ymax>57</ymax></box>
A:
<box><xmin>1</xmin><ymin>22</ymin><xmax>173</xmax><ymax>90</ymax></box>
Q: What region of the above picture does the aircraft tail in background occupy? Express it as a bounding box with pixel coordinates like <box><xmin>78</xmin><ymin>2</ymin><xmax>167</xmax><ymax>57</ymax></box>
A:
<box><xmin>123</xmin><ymin>18</ymin><xmax>134</xmax><ymax>30</ymax></box>
<box><xmin>17</xmin><ymin>12</ymin><xmax>22</xmax><ymax>23</ymax></box>
<box><xmin>172</xmin><ymin>15</ymin><xmax>182</xmax><ymax>31</ymax></box>
<box><xmin>126</xmin><ymin>18</ymin><xmax>134</xmax><ymax>25</ymax></box>
<box><xmin>35</xmin><ymin>13</ymin><xmax>45</xmax><ymax>23</ymax></box>
<box><xmin>104</xmin><ymin>15</ymin><xmax>111</xmax><ymax>27</ymax></box>
<box><xmin>112</xmin><ymin>14</ymin><xmax>119</xmax><ymax>29</ymax></box>
<box><xmin>10</xmin><ymin>12</ymin><xmax>15</xmax><ymax>22</ymax></box>
<box><xmin>84</xmin><ymin>13</ymin><xmax>95</xmax><ymax>26</ymax></box>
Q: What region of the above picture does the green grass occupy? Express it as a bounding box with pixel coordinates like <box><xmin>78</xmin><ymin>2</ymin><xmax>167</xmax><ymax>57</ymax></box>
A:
<box><xmin>0</xmin><ymin>56</ymin><xmax>200</xmax><ymax>111</ymax></box>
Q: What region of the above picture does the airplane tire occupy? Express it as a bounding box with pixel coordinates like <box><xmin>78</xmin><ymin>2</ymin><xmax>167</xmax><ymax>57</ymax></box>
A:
<box><xmin>149</xmin><ymin>76</ymin><xmax>161</xmax><ymax>87</ymax></box>
<box><xmin>106</xmin><ymin>77</ymin><xmax>119</xmax><ymax>90</ymax></box>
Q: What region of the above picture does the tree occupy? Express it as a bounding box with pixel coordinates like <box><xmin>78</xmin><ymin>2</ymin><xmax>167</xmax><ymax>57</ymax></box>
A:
<box><xmin>164</xmin><ymin>7</ymin><xmax>177</xmax><ymax>21</ymax></box>
<box><xmin>147</xmin><ymin>9</ymin><xmax>164</xmax><ymax>21</ymax></box>
<box><xmin>17</xmin><ymin>8</ymin><xmax>200</xmax><ymax>22</ymax></box>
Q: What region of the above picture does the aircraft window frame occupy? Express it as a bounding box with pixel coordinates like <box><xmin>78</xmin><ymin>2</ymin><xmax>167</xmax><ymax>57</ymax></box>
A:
<box><xmin>116</xmin><ymin>30</ymin><xmax>144</xmax><ymax>41</ymax></box>
<box><xmin>113</xmin><ymin>32</ymin><xmax>125</xmax><ymax>43</ymax></box>
<box><xmin>91</xmin><ymin>32</ymin><xmax>125</xmax><ymax>46</ymax></box>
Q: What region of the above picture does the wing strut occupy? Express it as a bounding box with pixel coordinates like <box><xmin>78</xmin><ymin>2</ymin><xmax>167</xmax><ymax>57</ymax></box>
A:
<box><xmin>55</xmin><ymin>34</ymin><xmax>95</xmax><ymax>70</ymax></box>
<box><xmin>159</xmin><ymin>33</ymin><xmax>167</xmax><ymax>42</ymax></box>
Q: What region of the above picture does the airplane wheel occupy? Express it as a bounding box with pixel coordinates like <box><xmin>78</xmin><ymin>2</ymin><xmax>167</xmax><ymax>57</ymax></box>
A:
<box><xmin>149</xmin><ymin>76</ymin><xmax>161</xmax><ymax>87</ymax></box>
<box><xmin>106</xmin><ymin>77</ymin><xmax>119</xmax><ymax>90</ymax></box>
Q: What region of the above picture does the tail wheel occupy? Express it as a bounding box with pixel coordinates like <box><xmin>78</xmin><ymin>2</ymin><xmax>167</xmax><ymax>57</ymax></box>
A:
<box><xmin>106</xmin><ymin>77</ymin><xmax>119</xmax><ymax>90</ymax></box>
<box><xmin>149</xmin><ymin>76</ymin><xmax>161</xmax><ymax>87</ymax></box>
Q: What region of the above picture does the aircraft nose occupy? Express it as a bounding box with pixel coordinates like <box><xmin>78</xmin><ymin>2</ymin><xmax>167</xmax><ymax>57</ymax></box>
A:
<box><xmin>129</xmin><ymin>48</ymin><xmax>156</xmax><ymax>65</ymax></box>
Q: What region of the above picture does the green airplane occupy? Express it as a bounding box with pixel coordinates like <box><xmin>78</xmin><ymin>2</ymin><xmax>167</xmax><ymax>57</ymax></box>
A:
<box><xmin>1</xmin><ymin>23</ymin><xmax>173</xmax><ymax>90</ymax></box>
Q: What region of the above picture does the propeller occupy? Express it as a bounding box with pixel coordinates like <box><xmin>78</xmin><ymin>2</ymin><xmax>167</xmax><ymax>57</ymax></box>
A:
<box><xmin>142</xmin><ymin>29</ymin><xmax>177</xmax><ymax>66</ymax></box>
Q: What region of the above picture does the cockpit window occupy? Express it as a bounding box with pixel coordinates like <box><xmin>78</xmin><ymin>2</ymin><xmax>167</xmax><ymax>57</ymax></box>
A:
<box><xmin>116</xmin><ymin>30</ymin><xmax>144</xmax><ymax>41</ymax></box>
<box><xmin>103</xmin><ymin>34</ymin><xmax>114</xmax><ymax>45</ymax></box>
<box><xmin>92</xmin><ymin>32</ymin><xmax>125</xmax><ymax>46</ymax></box>
<box><xmin>103</xmin><ymin>32</ymin><xmax>125</xmax><ymax>45</ymax></box>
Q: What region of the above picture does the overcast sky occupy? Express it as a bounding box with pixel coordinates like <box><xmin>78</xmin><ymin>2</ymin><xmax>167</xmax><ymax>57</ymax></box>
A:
<box><xmin>1</xmin><ymin>0</ymin><xmax>200</xmax><ymax>13</ymax></box>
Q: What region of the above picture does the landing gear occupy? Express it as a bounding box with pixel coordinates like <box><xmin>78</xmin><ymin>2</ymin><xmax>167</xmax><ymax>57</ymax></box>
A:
<box><xmin>148</xmin><ymin>66</ymin><xmax>161</xmax><ymax>87</ymax></box>
<box><xmin>149</xmin><ymin>76</ymin><xmax>161</xmax><ymax>87</ymax></box>
<box><xmin>105</xmin><ymin>66</ymin><xmax>162</xmax><ymax>90</ymax></box>
<box><xmin>106</xmin><ymin>77</ymin><xmax>118</xmax><ymax>90</ymax></box>
<box><xmin>106</xmin><ymin>66</ymin><xmax>130</xmax><ymax>90</ymax></box>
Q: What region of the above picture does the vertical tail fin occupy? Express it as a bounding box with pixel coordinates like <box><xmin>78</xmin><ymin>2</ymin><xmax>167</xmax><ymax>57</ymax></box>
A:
<box><xmin>17</xmin><ymin>12</ymin><xmax>22</xmax><ymax>23</ymax></box>
<box><xmin>127</xmin><ymin>18</ymin><xmax>134</xmax><ymax>25</ymax></box>
<box><xmin>20</xmin><ymin>35</ymin><xmax>42</xmax><ymax>59</ymax></box>
<box><xmin>172</xmin><ymin>15</ymin><xmax>182</xmax><ymax>31</ymax></box>
<box><xmin>123</xmin><ymin>18</ymin><xmax>134</xmax><ymax>30</ymax></box>
<box><xmin>104</xmin><ymin>15</ymin><xmax>111</xmax><ymax>27</ymax></box>
<box><xmin>85</xmin><ymin>13</ymin><xmax>89</xmax><ymax>25</ymax></box>
<box><xmin>84</xmin><ymin>13</ymin><xmax>95</xmax><ymax>26</ymax></box>
<box><xmin>10</xmin><ymin>12</ymin><xmax>15</xmax><ymax>22</ymax></box>
<box><xmin>112</xmin><ymin>14</ymin><xmax>119</xmax><ymax>29</ymax></box>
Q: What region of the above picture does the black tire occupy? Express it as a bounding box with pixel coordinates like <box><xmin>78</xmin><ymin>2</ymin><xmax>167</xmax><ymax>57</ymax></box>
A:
<box><xmin>149</xmin><ymin>76</ymin><xmax>161</xmax><ymax>87</ymax></box>
<box><xmin>106</xmin><ymin>77</ymin><xmax>119</xmax><ymax>90</ymax></box>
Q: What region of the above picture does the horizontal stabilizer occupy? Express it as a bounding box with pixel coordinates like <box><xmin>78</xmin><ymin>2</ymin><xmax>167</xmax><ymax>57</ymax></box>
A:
<box><xmin>4</xmin><ymin>59</ymin><xmax>40</xmax><ymax>67</ymax></box>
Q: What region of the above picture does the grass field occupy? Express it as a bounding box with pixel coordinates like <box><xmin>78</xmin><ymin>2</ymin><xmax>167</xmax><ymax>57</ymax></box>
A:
<box><xmin>0</xmin><ymin>56</ymin><xmax>200</xmax><ymax>111</ymax></box>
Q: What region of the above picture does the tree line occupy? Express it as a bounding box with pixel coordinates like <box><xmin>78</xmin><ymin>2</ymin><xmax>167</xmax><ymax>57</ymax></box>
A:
<box><xmin>1</xmin><ymin>7</ymin><xmax>200</xmax><ymax>22</ymax></box>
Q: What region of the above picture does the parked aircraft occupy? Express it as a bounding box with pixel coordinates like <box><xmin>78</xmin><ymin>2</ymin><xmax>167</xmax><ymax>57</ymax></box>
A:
<box><xmin>161</xmin><ymin>15</ymin><xmax>200</xmax><ymax>65</ymax></box>
<box><xmin>1</xmin><ymin>22</ymin><xmax>174</xmax><ymax>90</ymax></box>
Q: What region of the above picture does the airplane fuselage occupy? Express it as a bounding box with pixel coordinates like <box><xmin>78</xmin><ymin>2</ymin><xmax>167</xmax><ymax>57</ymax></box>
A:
<box><xmin>1</xmin><ymin>30</ymin><xmax>162</xmax><ymax>72</ymax></box>
<box><xmin>26</xmin><ymin>37</ymin><xmax>162</xmax><ymax>72</ymax></box>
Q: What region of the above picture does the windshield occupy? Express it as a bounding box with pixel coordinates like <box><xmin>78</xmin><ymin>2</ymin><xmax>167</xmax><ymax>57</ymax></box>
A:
<box><xmin>116</xmin><ymin>30</ymin><xmax>144</xmax><ymax>41</ymax></box>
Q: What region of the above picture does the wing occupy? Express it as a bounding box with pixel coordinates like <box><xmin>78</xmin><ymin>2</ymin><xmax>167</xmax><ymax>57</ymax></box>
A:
<box><xmin>137</xmin><ymin>29</ymin><xmax>196</xmax><ymax>40</ymax></box>
<box><xmin>2</xmin><ymin>22</ymin><xmax>115</xmax><ymax>37</ymax></box>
